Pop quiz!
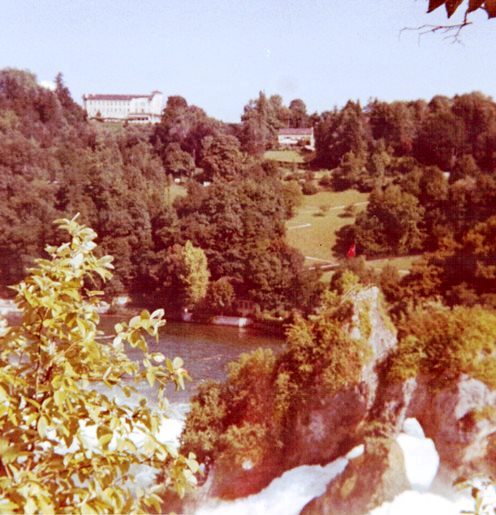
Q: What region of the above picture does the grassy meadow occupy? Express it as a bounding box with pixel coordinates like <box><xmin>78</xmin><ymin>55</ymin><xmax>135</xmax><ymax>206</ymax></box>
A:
<box><xmin>286</xmin><ymin>189</ymin><xmax>368</xmax><ymax>264</ymax></box>
<box><xmin>264</xmin><ymin>149</ymin><xmax>305</xmax><ymax>164</ymax></box>
<box><xmin>285</xmin><ymin>188</ymin><xmax>420</xmax><ymax>279</ymax></box>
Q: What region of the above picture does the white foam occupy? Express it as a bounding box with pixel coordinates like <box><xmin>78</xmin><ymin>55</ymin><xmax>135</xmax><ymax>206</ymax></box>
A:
<box><xmin>397</xmin><ymin>418</ymin><xmax>439</xmax><ymax>491</ymax></box>
<box><xmin>402</xmin><ymin>418</ymin><xmax>425</xmax><ymax>439</ymax></box>
<box><xmin>345</xmin><ymin>444</ymin><xmax>364</xmax><ymax>460</ymax></box>
<box><xmin>370</xmin><ymin>490</ymin><xmax>472</xmax><ymax>515</ymax></box>
<box><xmin>196</xmin><ymin>458</ymin><xmax>349</xmax><ymax>515</ymax></box>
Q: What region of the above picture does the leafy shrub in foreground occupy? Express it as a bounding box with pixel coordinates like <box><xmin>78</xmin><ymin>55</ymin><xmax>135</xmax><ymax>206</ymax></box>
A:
<box><xmin>0</xmin><ymin>216</ymin><xmax>197</xmax><ymax>513</ymax></box>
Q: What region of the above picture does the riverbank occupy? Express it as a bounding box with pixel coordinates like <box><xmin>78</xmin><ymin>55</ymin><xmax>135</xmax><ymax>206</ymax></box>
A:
<box><xmin>109</xmin><ymin>303</ymin><xmax>287</xmax><ymax>338</ymax></box>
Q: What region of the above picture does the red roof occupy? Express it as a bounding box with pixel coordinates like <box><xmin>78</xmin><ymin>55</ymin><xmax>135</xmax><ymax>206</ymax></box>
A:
<box><xmin>83</xmin><ymin>92</ymin><xmax>162</xmax><ymax>101</ymax></box>
<box><xmin>278</xmin><ymin>128</ymin><xmax>313</xmax><ymax>136</ymax></box>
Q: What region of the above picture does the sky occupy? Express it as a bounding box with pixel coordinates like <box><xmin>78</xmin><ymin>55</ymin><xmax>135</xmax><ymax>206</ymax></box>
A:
<box><xmin>1</xmin><ymin>0</ymin><xmax>496</xmax><ymax>122</ymax></box>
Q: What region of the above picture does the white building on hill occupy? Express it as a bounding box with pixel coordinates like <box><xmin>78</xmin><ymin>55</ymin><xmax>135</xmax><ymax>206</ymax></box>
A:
<box><xmin>82</xmin><ymin>91</ymin><xmax>163</xmax><ymax>123</ymax></box>
<box><xmin>278</xmin><ymin>128</ymin><xmax>315</xmax><ymax>151</ymax></box>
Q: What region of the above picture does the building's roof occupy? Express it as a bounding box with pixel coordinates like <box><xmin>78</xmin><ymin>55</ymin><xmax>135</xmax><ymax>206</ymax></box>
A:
<box><xmin>278</xmin><ymin>128</ymin><xmax>313</xmax><ymax>136</ymax></box>
<box><xmin>83</xmin><ymin>91</ymin><xmax>162</xmax><ymax>101</ymax></box>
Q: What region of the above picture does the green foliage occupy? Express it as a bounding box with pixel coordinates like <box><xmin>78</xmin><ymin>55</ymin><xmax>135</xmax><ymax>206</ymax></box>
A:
<box><xmin>388</xmin><ymin>305</ymin><xmax>496</xmax><ymax>388</ymax></box>
<box><xmin>180</xmin><ymin>381</ymin><xmax>226</xmax><ymax>467</ymax></box>
<box><xmin>302</xmin><ymin>180</ymin><xmax>319</xmax><ymax>195</ymax></box>
<box><xmin>162</xmin><ymin>142</ymin><xmax>195</xmax><ymax>177</ymax></box>
<box><xmin>218</xmin><ymin>423</ymin><xmax>268</xmax><ymax>468</ymax></box>
<box><xmin>0</xmin><ymin>69</ymin><xmax>168</xmax><ymax>293</ymax></box>
<box><xmin>161</xmin><ymin>241</ymin><xmax>210</xmax><ymax>310</ymax></box>
<box><xmin>178</xmin><ymin>241</ymin><xmax>210</xmax><ymax>308</ymax></box>
<box><xmin>0</xmin><ymin>217</ymin><xmax>197</xmax><ymax>513</ymax></box>
<box><xmin>182</xmin><ymin>285</ymin><xmax>378</xmax><ymax>476</ymax></box>
<box><xmin>152</xmin><ymin>95</ymin><xmax>222</xmax><ymax>168</ymax></box>
<box><xmin>205</xmin><ymin>277</ymin><xmax>235</xmax><ymax>314</ymax></box>
<box><xmin>342</xmin><ymin>203</ymin><xmax>358</xmax><ymax>218</ymax></box>
<box><xmin>240</xmin><ymin>92</ymin><xmax>289</xmax><ymax>155</ymax></box>
<box><xmin>330</xmin><ymin>269</ymin><xmax>362</xmax><ymax>295</ymax></box>
<box><xmin>399</xmin><ymin>216</ymin><xmax>496</xmax><ymax>308</ymax></box>
<box><xmin>173</xmin><ymin>175</ymin><xmax>312</xmax><ymax>312</ymax></box>
<box><xmin>200</xmin><ymin>133</ymin><xmax>243</xmax><ymax>181</ymax></box>
<box><xmin>288</xmin><ymin>99</ymin><xmax>309</xmax><ymax>129</ymax></box>
<box><xmin>351</xmin><ymin>185</ymin><xmax>425</xmax><ymax>257</ymax></box>
<box><xmin>181</xmin><ymin>348</ymin><xmax>276</xmax><ymax>467</ymax></box>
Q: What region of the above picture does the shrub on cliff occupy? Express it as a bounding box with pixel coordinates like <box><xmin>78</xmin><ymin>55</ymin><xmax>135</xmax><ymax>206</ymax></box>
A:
<box><xmin>0</xmin><ymin>216</ymin><xmax>197</xmax><ymax>513</ymax></box>
<box><xmin>388</xmin><ymin>305</ymin><xmax>496</xmax><ymax>388</ymax></box>
<box><xmin>181</xmin><ymin>278</ymin><xmax>376</xmax><ymax>470</ymax></box>
<box><xmin>181</xmin><ymin>348</ymin><xmax>276</xmax><ymax>470</ymax></box>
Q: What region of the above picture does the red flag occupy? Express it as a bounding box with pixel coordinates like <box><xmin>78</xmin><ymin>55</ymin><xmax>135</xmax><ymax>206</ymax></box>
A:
<box><xmin>347</xmin><ymin>243</ymin><xmax>356</xmax><ymax>258</ymax></box>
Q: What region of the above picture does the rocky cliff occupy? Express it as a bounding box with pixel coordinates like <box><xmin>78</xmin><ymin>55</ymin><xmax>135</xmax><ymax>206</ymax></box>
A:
<box><xmin>180</xmin><ymin>286</ymin><xmax>496</xmax><ymax>512</ymax></box>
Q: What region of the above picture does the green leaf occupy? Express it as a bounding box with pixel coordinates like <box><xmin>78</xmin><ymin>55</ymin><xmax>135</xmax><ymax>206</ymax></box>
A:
<box><xmin>129</xmin><ymin>316</ymin><xmax>141</xmax><ymax>329</ymax></box>
<box><xmin>99</xmin><ymin>433</ymin><xmax>113</xmax><ymax>449</ymax></box>
<box><xmin>0</xmin><ymin>500</ymin><xmax>20</xmax><ymax>513</ymax></box>
<box><xmin>146</xmin><ymin>368</ymin><xmax>156</xmax><ymax>387</ymax></box>
<box><xmin>151</xmin><ymin>353</ymin><xmax>165</xmax><ymax>364</ymax></box>
<box><xmin>172</xmin><ymin>357</ymin><xmax>184</xmax><ymax>369</ymax></box>
<box><xmin>37</xmin><ymin>416</ymin><xmax>48</xmax><ymax>438</ymax></box>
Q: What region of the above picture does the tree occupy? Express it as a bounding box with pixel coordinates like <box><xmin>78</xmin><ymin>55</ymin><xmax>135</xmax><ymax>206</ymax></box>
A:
<box><xmin>240</xmin><ymin>92</ymin><xmax>289</xmax><ymax>155</ymax></box>
<box><xmin>393</xmin><ymin>304</ymin><xmax>496</xmax><ymax>388</ymax></box>
<box><xmin>199</xmin><ymin>133</ymin><xmax>243</xmax><ymax>181</ymax></box>
<box><xmin>427</xmin><ymin>0</ymin><xmax>496</xmax><ymax>19</ymax></box>
<box><xmin>163</xmin><ymin>241</ymin><xmax>210</xmax><ymax>309</ymax></box>
<box><xmin>414</xmin><ymin>109</ymin><xmax>465</xmax><ymax>170</ymax></box>
<box><xmin>206</xmin><ymin>277</ymin><xmax>235</xmax><ymax>314</ymax></box>
<box><xmin>345</xmin><ymin>185</ymin><xmax>425</xmax><ymax>257</ymax></box>
<box><xmin>366</xmin><ymin>100</ymin><xmax>416</xmax><ymax>156</ymax></box>
<box><xmin>331</xmin><ymin>151</ymin><xmax>367</xmax><ymax>191</ymax></box>
<box><xmin>152</xmin><ymin>96</ymin><xmax>221</xmax><ymax>167</ymax></box>
<box><xmin>54</xmin><ymin>72</ymin><xmax>86</xmax><ymax>124</ymax></box>
<box><xmin>288</xmin><ymin>99</ymin><xmax>309</xmax><ymax>128</ymax></box>
<box><xmin>162</xmin><ymin>142</ymin><xmax>195</xmax><ymax>177</ymax></box>
<box><xmin>314</xmin><ymin>101</ymin><xmax>370</xmax><ymax>170</ymax></box>
<box><xmin>0</xmin><ymin>217</ymin><xmax>197</xmax><ymax>513</ymax></box>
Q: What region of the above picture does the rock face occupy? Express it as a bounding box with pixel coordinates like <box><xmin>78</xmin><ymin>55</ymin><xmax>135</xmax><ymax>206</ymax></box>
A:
<box><xmin>203</xmin><ymin>287</ymin><xmax>400</xmax><ymax>500</ymax></box>
<box><xmin>408</xmin><ymin>374</ymin><xmax>496</xmax><ymax>479</ymax></box>
<box><xmin>302</xmin><ymin>438</ymin><xmax>410</xmax><ymax>515</ymax></box>
<box><xmin>187</xmin><ymin>286</ymin><xmax>496</xmax><ymax>510</ymax></box>
<box><xmin>283</xmin><ymin>287</ymin><xmax>398</xmax><ymax>469</ymax></box>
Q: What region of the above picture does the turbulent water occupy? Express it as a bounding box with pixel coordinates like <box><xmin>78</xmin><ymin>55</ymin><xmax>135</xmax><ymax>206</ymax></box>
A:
<box><xmin>9</xmin><ymin>312</ymin><xmax>480</xmax><ymax>513</ymax></box>
<box><xmin>96</xmin><ymin>318</ymin><xmax>480</xmax><ymax>514</ymax></box>
<box><xmin>191</xmin><ymin>418</ymin><xmax>476</xmax><ymax>515</ymax></box>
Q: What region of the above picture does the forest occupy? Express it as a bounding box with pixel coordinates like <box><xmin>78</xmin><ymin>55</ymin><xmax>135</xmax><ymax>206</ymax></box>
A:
<box><xmin>1</xmin><ymin>56</ymin><xmax>496</xmax><ymax>512</ymax></box>
<box><xmin>1</xmin><ymin>67</ymin><xmax>496</xmax><ymax>318</ymax></box>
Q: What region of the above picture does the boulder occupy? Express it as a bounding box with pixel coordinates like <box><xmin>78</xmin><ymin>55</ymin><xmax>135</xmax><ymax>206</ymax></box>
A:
<box><xmin>284</xmin><ymin>287</ymin><xmax>398</xmax><ymax>468</ymax></box>
<box><xmin>185</xmin><ymin>286</ymin><xmax>496</xmax><ymax>508</ymax></box>
<box><xmin>302</xmin><ymin>438</ymin><xmax>409</xmax><ymax>515</ymax></box>
<box><xmin>409</xmin><ymin>374</ymin><xmax>496</xmax><ymax>479</ymax></box>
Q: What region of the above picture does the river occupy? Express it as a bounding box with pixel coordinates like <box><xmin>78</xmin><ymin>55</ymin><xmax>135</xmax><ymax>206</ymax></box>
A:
<box><xmin>99</xmin><ymin>316</ymin><xmax>284</xmax><ymax>403</ymax></box>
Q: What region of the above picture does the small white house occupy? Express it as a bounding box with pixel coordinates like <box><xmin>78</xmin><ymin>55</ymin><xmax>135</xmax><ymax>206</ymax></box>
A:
<box><xmin>277</xmin><ymin>128</ymin><xmax>315</xmax><ymax>151</ymax></box>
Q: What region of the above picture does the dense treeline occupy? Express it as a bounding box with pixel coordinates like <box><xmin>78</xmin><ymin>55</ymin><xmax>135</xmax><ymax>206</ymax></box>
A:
<box><xmin>318</xmin><ymin>94</ymin><xmax>496</xmax><ymax>307</ymax></box>
<box><xmin>0</xmin><ymin>69</ymin><xmax>168</xmax><ymax>296</ymax></box>
<box><xmin>2</xmin><ymin>67</ymin><xmax>496</xmax><ymax>312</ymax></box>
<box><xmin>0</xmin><ymin>69</ymin><xmax>315</xmax><ymax>313</ymax></box>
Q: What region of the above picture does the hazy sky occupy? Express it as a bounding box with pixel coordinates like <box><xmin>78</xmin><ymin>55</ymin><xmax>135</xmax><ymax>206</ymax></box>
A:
<box><xmin>1</xmin><ymin>1</ymin><xmax>495</xmax><ymax>121</ymax></box>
